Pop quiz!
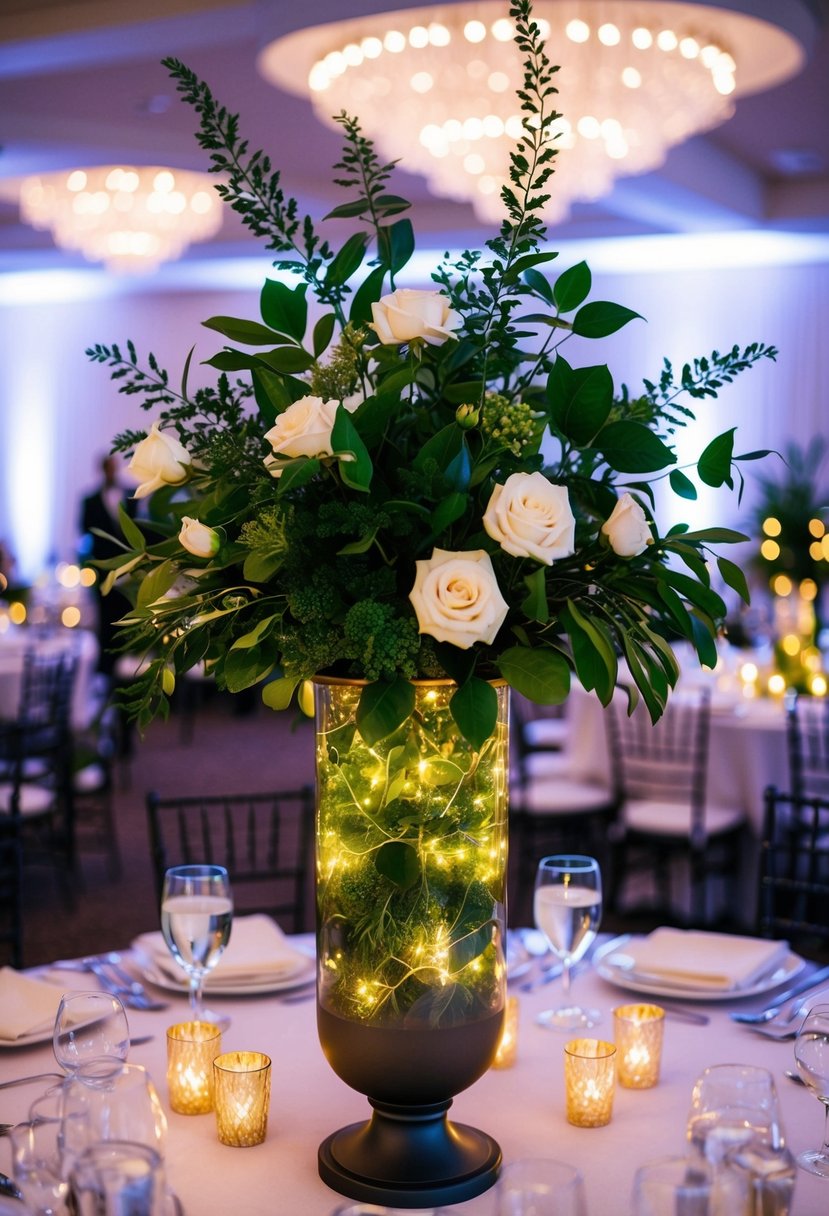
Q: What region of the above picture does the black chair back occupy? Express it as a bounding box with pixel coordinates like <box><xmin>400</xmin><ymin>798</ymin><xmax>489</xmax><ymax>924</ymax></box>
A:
<box><xmin>146</xmin><ymin>786</ymin><xmax>315</xmax><ymax>933</ymax></box>
<box><xmin>787</xmin><ymin>692</ymin><xmax>829</xmax><ymax>800</ymax></box>
<box><xmin>759</xmin><ymin>785</ymin><xmax>829</xmax><ymax>954</ymax></box>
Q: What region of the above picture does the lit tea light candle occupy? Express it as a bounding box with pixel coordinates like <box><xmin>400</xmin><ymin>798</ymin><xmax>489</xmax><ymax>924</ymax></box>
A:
<box><xmin>166</xmin><ymin>1021</ymin><xmax>222</xmax><ymax>1115</ymax></box>
<box><xmin>564</xmin><ymin>1038</ymin><xmax>616</xmax><ymax>1127</ymax></box>
<box><xmin>492</xmin><ymin>996</ymin><xmax>519</xmax><ymax>1069</ymax></box>
<box><xmin>613</xmin><ymin>1003</ymin><xmax>665</xmax><ymax>1089</ymax></box>
<box><xmin>213</xmin><ymin>1051</ymin><xmax>271</xmax><ymax>1147</ymax></box>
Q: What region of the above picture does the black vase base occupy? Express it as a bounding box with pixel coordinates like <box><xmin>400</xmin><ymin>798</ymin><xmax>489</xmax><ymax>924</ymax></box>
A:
<box><xmin>318</xmin><ymin>1099</ymin><xmax>501</xmax><ymax>1209</ymax></box>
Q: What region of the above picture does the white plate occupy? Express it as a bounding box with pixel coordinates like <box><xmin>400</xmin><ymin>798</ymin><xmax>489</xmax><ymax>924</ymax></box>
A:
<box><xmin>130</xmin><ymin>937</ymin><xmax>316</xmax><ymax>998</ymax></box>
<box><xmin>594</xmin><ymin>939</ymin><xmax>805</xmax><ymax>1002</ymax></box>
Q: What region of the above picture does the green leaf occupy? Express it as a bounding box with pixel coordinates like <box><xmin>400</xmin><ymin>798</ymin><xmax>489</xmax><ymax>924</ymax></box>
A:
<box><xmin>375</xmin><ymin>840</ymin><xmax>420</xmax><ymax>890</ymax></box>
<box><xmin>230</xmin><ymin>616</ymin><xmax>275</xmax><ymax>651</ymax></box>
<box><xmin>203</xmin><ymin>315</ymin><xmax>284</xmax><ymax>345</ymax></box>
<box><xmin>596</xmin><ymin>422</ymin><xmax>676</xmax><ymax>473</ymax></box>
<box><xmin>697</xmin><ymin>428</ymin><xmax>736</xmax><ymax>488</ymax></box>
<box><xmin>412</xmin><ymin>423</ymin><xmax>462</xmax><ymax>475</ymax></box>
<box><xmin>136</xmin><ymin>559</ymin><xmax>179</xmax><ymax>609</ymax></box>
<box><xmin>547</xmin><ymin>358</ymin><xmax>613</xmax><ymax>445</ymax></box>
<box><xmin>326</xmin><ymin>231</ymin><xmax>369</xmax><ymax>288</ymax></box>
<box><xmin>444</xmin><ymin>440</ymin><xmax>471</xmax><ymax>492</ymax></box>
<box><xmin>552</xmin><ymin>260</ymin><xmax>591</xmax><ymax>313</ymax></box>
<box><xmin>350</xmin><ymin>265</ymin><xmax>386</xmax><ymax>326</ymax></box>
<box><xmin>276</xmin><ymin>457</ymin><xmax>321</xmax><ymax>496</ymax></box>
<box><xmin>323</xmin><ymin>199</ymin><xmax>371</xmax><ymax>220</ymax></box>
<box><xmin>118</xmin><ymin>504</ymin><xmax>146</xmax><ymax>553</ymax></box>
<box><xmin>312</xmin><ymin>313</ymin><xmax>336</xmax><ymax>359</ymax></box>
<box><xmin>522</xmin><ymin>267</ymin><xmax>554</xmax><ymax>304</ymax></box>
<box><xmin>669</xmin><ymin>468</ymin><xmax>698</xmax><ymax>500</ymax></box>
<box><xmin>262</xmin><ymin>675</ymin><xmax>300</xmax><ymax>711</ymax></box>
<box><xmin>431</xmin><ymin>492</ymin><xmax>468</xmax><ymax>535</ymax></box>
<box><xmin>450</xmin><ymin>678</ymin><xmax>498</xmax><ymax>750</ymax></box>
<box><xmin>203</xmin><ymin>350</ymin><xmax>260</xmax><ymax>372</ymax></box>
<box><xmin>689</xmin><ymin>613</ymin><xmax>718</xmax><ymax>669</ymax></box>
<box><xmin>679</xmin><ymin>528</ymin><xmax>748</xmax><ymax>544</ymax></box>
<box><xmin>521</xmin><ymin>567</ymin><xmax>549</xmax><ymax>624</ymax></box>
<box><xmin>562</xmin><ymin>601</ymin><xmax>617</xmax><ymax>702</ymax></box>
<box><xmin>242</xmin><ymin>549</ymin><xmax>283</xmax><ymax>582</ymax></box>
<box><xmin>501</xmin><ymin>249</ymin><xmax>559</xmax><ymax>285</ymax></box>
<box><xmin>337</xmin><ymin>529</ymin><xmax>377</xmax><ymax>556</ymax></box>
<box><xmin>260</xmin><ymin>279</ymin><xmax>308</xmax><ymax>342</ymax></box>
<box><xmin>256</xmin><ymin>346</ymin><xmax>314</xmax><ymax>375</ymax></box>
<box><xmin>250</xmin><ymin>368</ymin><xmax>285</xmax><ymax>427</ymax></box>
<box><xmin>497</xmin><ymin>646</ymin><xmax>570</xmax><ymax>704</ymax></box>
<box><xmin>332</xmin><ymin>405</ymin><xmax>372</xmax><ymax>492</ymax></box>
<box><xmin>718</xmin><ymin>556</ymin><xmax>750</xmax><ymax>605</ymax></box>
<box><xmin>573</xmin><ymin>301</ymin><xmax>644</xmax><ymax>338</ymax></box>
<box><xmin>357</xmin><ymin>677</ymin><xmax>416</xmax><ymax>745</ymax></box>
<box><xmin>222</xmin><ymin>646</ymin><xmax>274</xmax><ymax>692</ymax></box>
<box><xmin>378</xmin><ymin>217</ymin><xmax>415</xmax><ymax>276</ymax></box>
<box><xmin>448</xmin><ymin>921</ymin><xmax>493</xmax><ymax>972</ymax></box>
<box><xmin>654</xmin><ymin>567</ymin><xmax>726</xmax><ymax>620</ymax></box>
<box><xmin>432</xmin><ymin>642</ymin><xmax>476</xmax><ymax>687</ymax></box>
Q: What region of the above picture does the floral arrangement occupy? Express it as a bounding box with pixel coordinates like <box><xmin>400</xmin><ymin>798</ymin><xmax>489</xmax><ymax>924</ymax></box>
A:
<box><xmin>88</xmin><ymin>0</ymin><xmax>775</xmax><ymax>749</ymax></box>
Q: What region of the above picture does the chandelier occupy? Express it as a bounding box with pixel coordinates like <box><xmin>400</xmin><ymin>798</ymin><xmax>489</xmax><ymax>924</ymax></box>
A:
<box><xmin>258</xmin><ymin>1</ymin><xmax>805</xmax><ymax>225</ymax></box>
<box><xmin>19</xmin><ymin>166</ymin><xmax>223</xmax><ymax>273</ymax></box>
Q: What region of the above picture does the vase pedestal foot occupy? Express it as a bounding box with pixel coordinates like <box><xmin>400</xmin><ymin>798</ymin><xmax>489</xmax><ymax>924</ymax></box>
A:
<box><xmin>318</xmin><ymin>1098</ymin><xmax>501</xmax><ymax>1208</ymax></box>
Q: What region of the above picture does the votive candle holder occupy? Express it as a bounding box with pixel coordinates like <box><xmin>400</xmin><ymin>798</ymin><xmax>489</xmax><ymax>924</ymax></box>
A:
<box><xmin>564</xmin><ymin>1038</ymin><xmax>616</xmax><ymax>1128</ymax></box>
<box><xmin>613</xmin><ymin>1003</ymin><xmax>665</xmax><ymax>1089</ymax></box>
<box><xmin>492</xmin><ymin>996</ymin><xmax>519</xmax><ymax>1069</ymax></box>
<box><xmin>166</xmin><ymin>1020</ymin><xmax>222</xmax><ymax>1115</ymax></box>
<box><xmin>213</xmin><ymin>1051</ymin><xmax>271</xmax><ymax>1147</ymax></box>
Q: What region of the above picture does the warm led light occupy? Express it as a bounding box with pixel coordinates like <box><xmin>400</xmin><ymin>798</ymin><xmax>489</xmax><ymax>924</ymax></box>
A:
<box><xmin>598</xmin><ymin>23</ymin><xmax>620</xmax><ymax>46</ymax></box>
<box><xmin>622</xmin><ymin>67</ymin><xmax>642</xmax><ymax>88</ymax></box>
<box><xmin>801</xmin><ymin>579</ymin><xmax>818</xmax><ymax>600</ymax></box>
<box><xmin>80</xmin><ymin>567</ymin><xmax>97</xmax><ymax>587</ymax></box>
<box><xmin>411</xmin><ymin>71</ymin><xmax>433</xmax><ymax>92</ymax></box>
<box><xmin>9</xmin><ymin>602</ymin><xmax>26</xmax><ymax>625</ymax></box>
<box><xmin>782</xmin><ymin>634</ymin><xmax>801</xmax><ymax>657</ymax></box>
<box><xmin>566</xmin><ymin>18</ymin><xmax>590</xmax><ymax>43</ymax></box>
<box><xmin>656</xmin><ymin>29</ymin><xmax>678</xmax><ymax>51</ymax></box>
<box><xmin>491</xmin><ymin>18</ymin><xmax>513</xmax><ymax>41</ymax></box>
<box><xmin>811</xmin><ymin>674</ymin><xmax>828</xmax><ymax>697</ymax></box>
<box><xmin>61</xmin><ymin>606</ymin><xmax>81</xmax><ymax>628</ymax></box>
<box><xmin>464</xmin><ymin>19</ymin><xmax>486</xmax><ymax>43</ymax></box>
<box><xmin>768</xmin><ymin>673</ymin><xmax>787</xmax><ymax>696</ymax></box>
<box><xmin>760</xmin><ymin>539</ymin><xmax>780</xmax><ymax>560</ymax></box>
<box><xmin>817</xmin><ymin>540</ymin><xmax>829</xmax><ymax>561</ymax></box>
<box><xmin>762</xmin><ymin>516</ymin><xmax>782</xmax><ymax>536</ymax></box>
<box><xmin>740</xmin><ymin>662</ymin><xmax>758</xmax><ymax>683</ymax></box>
<box><xmin>632</xmin><ymin>27</ymin><xmax>653</xmax><ymax>49</ymax></box>
<box><xmin>679</xmin><ymin>36</ymin><xmax>700</xmax><ymax>58</ymax></box>
<box><xmin>809</xmin><ymin>518</ymin><xmax>826</xmax><ymax>538</ymax></box>
<box><xmin>384</xmin><ymin>29</ymin><xmax>406</xmax><ymax>52</ymax></box>
<box><xmin>773</xmin><ymin>574</ymin><xmax>793</xmax><ymax>596</ymax></box>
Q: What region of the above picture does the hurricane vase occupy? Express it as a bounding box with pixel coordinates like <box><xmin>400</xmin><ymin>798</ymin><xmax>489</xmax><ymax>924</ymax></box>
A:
<box><xmin>313</xmin><ymin>677</ymin><xmax>509</xmax><ymax>1207</ymax></box>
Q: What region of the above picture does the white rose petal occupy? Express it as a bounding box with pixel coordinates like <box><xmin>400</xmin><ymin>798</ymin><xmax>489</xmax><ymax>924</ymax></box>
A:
<box><xmin>370</xmin><ymin>288</ymin><xmax>461</xmax><ymax>347</ymax></box>
<box><xmin>178</xmin><ymin>517</ymin><xmax>220</xmax><ymax>559</ymax></box>
<box><xmin>128</xmin><ymin>422</ymin><xmax>191</xmax><ymax>500</ymax></box>
<box><xmin>483</xmin><ymin>472</ymin><xmax>575</xmax><ymax>565</ymax></box>
<box><xmin>601</xmin><ymin>492</ymin><xmax>652</xmax><ymax>557</ymax></box>
<box><xmin>263</xmin><ymin>395</ymin><xmax>339</xmax><ymax>464</ymax></box>
<box><xmin>409</xmin><ymin>548</ymin><xmax>509</xmax><ymax>650</ymax></box>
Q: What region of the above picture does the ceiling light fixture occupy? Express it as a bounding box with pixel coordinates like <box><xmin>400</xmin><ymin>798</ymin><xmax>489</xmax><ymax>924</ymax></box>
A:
<box><xmin>19</xmin><ymin>166</ymin><xmax>223</xmax><ymax>273</ymax></box>
<box><xmin>259</xmin><ymin>1</ymin><xmax>809</xmax><ymax>225</ymax></box>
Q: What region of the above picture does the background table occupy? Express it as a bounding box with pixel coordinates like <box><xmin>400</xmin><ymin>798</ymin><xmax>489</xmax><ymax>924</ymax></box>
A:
<box><xmin>1</xmin><ymin>936</ymin><xmax>827</xmax><ymax>1215</ymax></box>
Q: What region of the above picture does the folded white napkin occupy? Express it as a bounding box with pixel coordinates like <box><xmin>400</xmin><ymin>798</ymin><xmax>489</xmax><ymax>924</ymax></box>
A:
<box><xmin>0</xmin><ymin>966</ymin><xmax>63</xmax><ymax>1040</ymax></box>
<box><xmin>623</xmin><ymin>928</ymin><xmax>790</xmax><ymax>991</ymax></box>
<box><xmin>138</xmin><ymin>914</ymin><xmax>311</xmax><ymax>986</ymax></box>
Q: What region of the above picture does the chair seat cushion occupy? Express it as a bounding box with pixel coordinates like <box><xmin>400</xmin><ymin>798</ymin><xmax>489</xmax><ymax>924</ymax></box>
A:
<box><xmin>0</xmin><ymin>782</ymin><xmax>55</xmax><ymax>817</ymax></box>
<box><xmin>518</xmin><ymin>776</ymin><xmax>614</xmax><ymax>816</ymax></box>
<box><xmin>623</xmin><ymin>798</ymin><xmax>745</xmax><ymax>838</ymax></box>
<box><xmin>524</xmin><ymin>719</ymin><xmax>569</xmax><ymax>750</ymax></box>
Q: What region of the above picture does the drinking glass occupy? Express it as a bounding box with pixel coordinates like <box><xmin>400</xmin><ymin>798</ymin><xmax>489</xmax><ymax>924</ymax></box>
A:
<box><xmin>52</xmin><ymin>991</ymin><xmax>130</xmax><ymax>1077</ymax></box>
<box><xmin>793</xmin><ymin>1003</ymin><xmax>829</xmax><ymax>1176</ymax></box>
<box><xmin>494</xmin><ymin>1157</ymin><xmax>587</xmax><ymax>1215</ymax></box>
<box><xmin>61</xmin><ymin>1062</ymin><xmax>168</xmax><ymax>1171</ymax></box>
<box><xmin>69</xmin><ymin>1141</ymin><xmax>166</xmax><ymax>1216</ymax></box>
<box><xmin>631</xmin><ymin>1154</ymin><xmax>747</xmax><ymax>1215</ymax></box>
<box><xmin>533</xmin><ymin>855</ymin><xmax>602</xmax><ymax>1030</ymax></box>
<box><xmin>160</xmin><ymin>864</ymin><xmax>233</xmax><ymax>1020</ymax></box>
<box><xmin>9</xmin><ymin>1118</ymin><xmax>70</xmax><ymax>1216</ymax></box>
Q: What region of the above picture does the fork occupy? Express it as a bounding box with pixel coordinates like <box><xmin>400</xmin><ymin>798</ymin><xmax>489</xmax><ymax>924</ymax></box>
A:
<box><xmin>54</xmin><ymin>957</ymin><xmax>169</xmax><ymax>1012</ymax></box>
<box><xmin>729</xmin><ymin>963</ymin><xmax>829</xmax><ymax>1025</ymax></box>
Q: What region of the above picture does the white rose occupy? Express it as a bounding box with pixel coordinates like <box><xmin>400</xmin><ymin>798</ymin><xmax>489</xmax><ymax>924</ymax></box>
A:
<box><xmin>178</xmin><ymin>517</ymin><xmax>220</xmax><ymax>559</ymax></box>
<box><xmin>483</xmin><ymin>472</ymin><xmax>576</xmax><ymax>565</ymax></box>
<box><xmin>263</xmin><ymin>395</ymin><xmax>339</xmax><ymax>469</ymax></box>
<box><xmin>601</xmin><ymin>492</ymin><xmax>652</xmax><ymax>557</ymax></box>
<box><xmin>128</xmin><ymin>422</ymin><xmax>191</xmax><ymax>500</ymax></box>
<box><xmin>370</xmin><ymin>289</ymin><xmax>461</xmax><ymax>347</ymax></box>
<box><xmin>409</xmin><ymin>548</ymin><xmax>509</xmax><ymax>650</ymax></box>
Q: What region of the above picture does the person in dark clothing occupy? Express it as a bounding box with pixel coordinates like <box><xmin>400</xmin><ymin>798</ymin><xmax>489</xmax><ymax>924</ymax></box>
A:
<box><xmin>79</xmin><ymin>455</ymin><xmax>136</xmax><ymax>677</ymax></box>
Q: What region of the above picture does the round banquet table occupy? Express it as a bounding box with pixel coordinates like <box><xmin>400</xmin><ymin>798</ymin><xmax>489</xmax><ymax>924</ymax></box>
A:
<box><xmin>1</xmin><ymin>935</ymin><xmax>828</xmax><ymax>1216</ymax></box>
<box><xmin>0</xmin><ymin>625</ymin><xmax>99</xmax><ymax>731</ymax></box>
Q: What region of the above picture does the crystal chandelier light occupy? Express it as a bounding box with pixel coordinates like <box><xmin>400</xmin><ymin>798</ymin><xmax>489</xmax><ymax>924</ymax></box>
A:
<box><xmin>19</xmin><ymin>166</ymin><xmax>223</xmax><ymax>273</ymax></box>
<box><xmin>258</xmin><ymin>1</ymin><xmax>805</xmax><ymax>225</ymax></box>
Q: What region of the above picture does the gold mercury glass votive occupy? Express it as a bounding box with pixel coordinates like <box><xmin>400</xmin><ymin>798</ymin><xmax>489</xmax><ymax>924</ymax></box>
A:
<box><xmin>613</xmin><ymin>1003</ymin><xmax>665</xmax><ymax>1089</ymax></box>
<box><xmin>564</xmin><ymin>1038</ymin><xmax>616</xmax><ymax>1128</ymax></box>
<box><xmin>492</xmin><ymin>996</ymin><xmax>519</xmax><ymax>1069</ymax></box>
<box><xmin>213</xmin><ymin>1051</ymin><xmax>272</xmax><ymax>1146</ymax></box>
<box><xmin>166</xmin><ymin>1021</ymin><xmax>222</xmax><ymax>1115</ymax></box>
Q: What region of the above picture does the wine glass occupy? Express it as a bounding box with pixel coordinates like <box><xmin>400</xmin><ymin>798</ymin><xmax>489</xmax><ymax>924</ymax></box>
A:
<box><xmin>793</xmin><ymin>1003</ymin><xmax>829</xmax><ymax>1176</ymax></box>
<box><xmin>52</xmin><ymin>992</ymin><xmax>130</xmax><ymax>1078</ymax></box>
<box><xmin>160</xmin><ymin>864</ymin><xmax>233</xmax><ymax>1021</ymax></box>
<box><xmin>533</xmin><ymin>855</ymin><xmax>602</xmax><ymax>1030</ymax></box>
<box><xmin>494</xmin><ymin>1158</ymin><xmax>588</xmax><ymax>1215</ymax></box>
<box><xmin>9</xmin><ymin>1118</ymin><xmax>70</xmax><ymax>1216</ymax></box>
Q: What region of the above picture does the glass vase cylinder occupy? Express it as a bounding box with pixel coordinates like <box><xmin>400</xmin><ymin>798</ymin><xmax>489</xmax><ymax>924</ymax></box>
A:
<box><xmin>313</xmin><ymin>676</ymin><xmax>509</xmax><ymax>1207</ymax></box>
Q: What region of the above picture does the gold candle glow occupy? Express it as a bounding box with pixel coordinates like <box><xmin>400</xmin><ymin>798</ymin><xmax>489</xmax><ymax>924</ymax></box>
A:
<box><xmin>166</xmin><ymin>1021</ymin><xmax>222</xmax><ymax>1115</ymax></box>
<box><xmin>213</xmin><ymin>1051</ymin><xmax>271</xmax><ymax>1147</ymax></box>
<box><xmin>492</xmin><ymin>996</ymin><xmax>519</xmax><ymax>1069</ymax></box>
<box><xmin>613</xmin><ymin>1003</ymin><xmax>665</xmax><ymax>1089</ymax></box>
<box><xmin>564</xmin><ymin>1038</ymin><xmax>616</xmax><ymax>1128</ymax></box>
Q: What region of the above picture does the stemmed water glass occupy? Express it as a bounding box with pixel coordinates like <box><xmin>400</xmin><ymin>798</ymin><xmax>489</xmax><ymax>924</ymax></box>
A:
<box><xmin>160</xmin><ymin>864</ymin><xmax>233</xmax><ymax>1021</ymax></box>
<box><xmin>52</xmin><ymin>992</ymin><xmax>130</xmax><ymax>1079</ymax></box>
<box><xmin>793</xmin><ymin>1003</ymin><xmax>829</xmax><ymax>1176</ymax></box>
<box><xmin>533</xmin><ymin>855</ymin><xmax>602</xmax><ymax>1031</ymax></box>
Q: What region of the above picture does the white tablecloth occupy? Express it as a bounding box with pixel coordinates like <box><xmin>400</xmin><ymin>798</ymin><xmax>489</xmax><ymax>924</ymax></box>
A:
<box><xmin>0</xmin><ymin>626</ymin><xmax>99</xmax><ymax>731</ymax></box>
<box><xmin>1</xmin><ymin>935</ymin><xmax>826</xmax><ymax>1215</ymax></box>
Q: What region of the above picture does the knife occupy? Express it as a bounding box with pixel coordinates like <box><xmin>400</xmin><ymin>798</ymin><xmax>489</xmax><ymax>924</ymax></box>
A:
<box><xmin>732</xmin><ymin>962</ymin><xmax>829</xmax><ymax>1020</ymax></box>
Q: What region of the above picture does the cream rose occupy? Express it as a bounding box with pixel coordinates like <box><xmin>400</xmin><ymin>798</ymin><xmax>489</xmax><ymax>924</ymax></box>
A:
<box><xmin>370</xmin><ymin>289</ymin><xmax>461</xmax><ymax>347</ymax></box>
<box><xmin>263</xmin><ymin>395</ymin><xmax>339</xmax><ymax>470</ymax></box>
<box><xmin>178</xmin><ymin>517</ymin><xmax>220</xmax><ymax>559</ymax></box>
<box><xmin>483</xmin><ymin>472</ymin><xmax>576</xmax><ymax>565</ymax></box>
<box><xmin>601</xmin><ymin>492</ymin><xmax>652</xmax><ymax>557</ymax></box>
<box><xmin>128</xmin><ymin>422</ymin><xmax>191</xmax><ymax>500</ymax></box>
<box><xmin>409</xmin><ymin>548</ymin><xmax>509</xmax><ymax>650</ymax></box>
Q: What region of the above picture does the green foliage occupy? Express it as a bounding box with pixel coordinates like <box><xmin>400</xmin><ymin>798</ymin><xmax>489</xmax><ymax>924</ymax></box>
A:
<box><xmin>90</xmin><ymin>0</ymin><xmax>777</xmax><ymax>743</ymax></box>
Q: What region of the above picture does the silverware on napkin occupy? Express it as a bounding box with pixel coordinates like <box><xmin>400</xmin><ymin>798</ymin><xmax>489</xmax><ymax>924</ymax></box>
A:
<box><xmin>52</xmin><ymin>956</ymin><xmax>168</xmax><ymax>1012</ymax></box>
